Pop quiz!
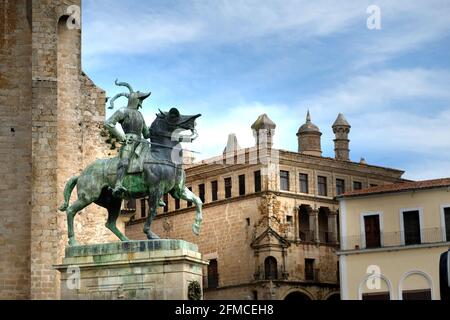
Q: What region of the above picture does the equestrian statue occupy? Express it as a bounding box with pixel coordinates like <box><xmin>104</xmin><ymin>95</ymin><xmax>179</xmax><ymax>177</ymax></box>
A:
<box><xmin>59</xmin><ymin>80</ymin><xmax>203</xmax><ymax>246</ymax></box>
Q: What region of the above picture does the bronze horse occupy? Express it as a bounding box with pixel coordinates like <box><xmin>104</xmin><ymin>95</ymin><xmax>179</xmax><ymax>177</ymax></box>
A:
<box><xmin>59</xmin><ymin>108</ymin><xmax>202</xmax><ymax>246</ymax></box>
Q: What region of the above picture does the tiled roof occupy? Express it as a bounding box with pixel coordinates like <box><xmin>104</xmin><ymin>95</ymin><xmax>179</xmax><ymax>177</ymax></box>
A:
<box><xmin>340</xmin><ymin>178</ymin><xmax>450</xmax><ymax>198</ymax></box>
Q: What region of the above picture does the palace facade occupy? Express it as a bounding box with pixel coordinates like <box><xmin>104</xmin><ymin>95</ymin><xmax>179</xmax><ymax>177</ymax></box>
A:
<box><xmin>126</xmin><ymin>112</ymin><xmax>406</xmax><ymax>300</ymax></box>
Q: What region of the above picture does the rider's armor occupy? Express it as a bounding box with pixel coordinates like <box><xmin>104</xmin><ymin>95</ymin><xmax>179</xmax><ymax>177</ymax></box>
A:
<box><xmin>104</xmin><ymin>80</ymin><xmax>151</xmax><ymax>198</ymax></box>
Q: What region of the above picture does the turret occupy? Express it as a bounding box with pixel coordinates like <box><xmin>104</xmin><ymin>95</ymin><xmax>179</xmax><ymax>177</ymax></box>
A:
<box><xmin>297</xmin><ymin>111</ymin><xmax>322</xmax><ymax>156</ymax></box>
<box><xmin>332</xmin><ymin>113</ymin><xmax>351</xmax><ymax>161</ymax></box>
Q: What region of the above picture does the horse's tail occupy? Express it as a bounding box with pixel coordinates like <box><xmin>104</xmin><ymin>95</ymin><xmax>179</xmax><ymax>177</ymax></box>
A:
<box><xmin>58</xmin><ymin>176</ymin><xmax>78</xmax><ymax>212</ymax></box>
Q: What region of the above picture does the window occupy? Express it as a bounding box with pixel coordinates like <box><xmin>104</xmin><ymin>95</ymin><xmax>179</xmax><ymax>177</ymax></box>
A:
<box><xmin>198</xmin><ymin>184</ymin><xmax>205</xmax><ymax>203</ymax></box>
<box><xmin>364</xmin><ymin>215</ymin><xmax>381</xmax><ymax>248</ymax></box>
<box><xmin>305</xmin><ymin>259</ymin><xmax>315</xmax><ymax>281</ymax></box>
<box><xmin>280</xmin><ymin>171</ymin><xmax>290</xmax><ymax>191</ymax></box>
<box><xmin>402</xmin><ymin>289</ymin><xmax>431</xmax><ymax>300</ymax></box>
<box><xmin>252</xmin><ymin>291</ymin><xmax>258</xmax><ymax>300</ymax></box>
<box><xmin>362</xmin><ymin>292</ymin><xmax>390</xmax><ymax>300</ymax></box>
<box><xmin>163</xmin><ymin>194</ymin><xmax>169</xmax><ymax>213</ymax></box>
<box><xmin>187</xmin><ymin>187</ymin><xmax>193</xmax><ymax>207</ymax></box>
<box><xmin>353</xmin><ymin>181</ymin><xmax>362</xmax><ymax>190</ymax></box>
<box><xmin>403</xmin><ymin>210</ymin><xmax>421</xmax><ymax>245</ymax></box>
<box><xmin>370</xmin><ymin>184</ymin><xmax>378</xmax><ymax>188</ymax></box>
<box><xmin>286</xmin><ymin>215</ymin><xmax>293</xmax><ymax>225</ymax></box>
<box><xmin>254</xmin><ymin>171</ymin><xmax>262</xmax><ymax>193</ymax></box>
<box><xmin>299</xmin><ymin>173</ymin><xmax>309</xmax><ymax>194</ymax></box>
<box><xmin>264</xmin><ymin>257</ymin><xmax>278</xmax><ymax>280</ymax></box>
<box><xmin>175</xmin><ymin>198</ymin><xmax>180</xmax><ymax>210</ymax></box>
<box><xmin>224</xmin><ymin>178</ymin><xmax>232</xmax><ymax>199</ymax></box>
<box><xmin>299</xmin><ymin>206</ymin><xmax>312</xmax><ymax>241</ymax></box>
<box><xmin>444</xmin><ymin>207</ymin><xmax>450</xmax><ymax>241</ymax></box>
<box><xmin>239</xmin><ymin>175</ymin><xmax>246</xmax><ymax>196</ymax></box>
<box><xmin>140</xmin><ymin>199</ymin><xmax>146</xmax><ymax>218</ymax></box>
<box><xmin>211</xmin><ymin>181</ymin><xmax>218</xmax><ymax>201</ymax></box>
<box><xmin>207</xmin><ymin>259</ymin><xmax>219</xmax><ymax>289</ymax></box>
<box><xmin>336</xmin><ymin>179</ymin><xmax>345</xmax><ymax>195</ymax></box>
<box><xmin>318</xmin><ymin>176</ymin><xmax>327</xmax><ymax>196</ymax></box>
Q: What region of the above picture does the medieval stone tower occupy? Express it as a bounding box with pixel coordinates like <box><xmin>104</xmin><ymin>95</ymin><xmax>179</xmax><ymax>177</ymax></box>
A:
<box><xmin>0</xmin><ymin>0</ymin><xmax>120</xmax><ymax>300</ymax></box>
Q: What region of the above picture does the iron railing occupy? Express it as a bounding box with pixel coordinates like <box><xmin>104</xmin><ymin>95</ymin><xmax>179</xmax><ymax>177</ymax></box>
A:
<box><xmin>341</xmin><ymin>227</ymin><xmax>447</xmax><ymax>251</ymax></box>
<box><xmin>299</xmin><ymin>230</ymin><xmax>338</xmax><ymax>244</ymax></box>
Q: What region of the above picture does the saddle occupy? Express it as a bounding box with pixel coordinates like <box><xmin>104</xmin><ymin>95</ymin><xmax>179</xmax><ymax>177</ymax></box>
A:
<box><xmin>126</xmin><ymin>142</ymin><xmax>182</xmax><ymax>174</ymax></box>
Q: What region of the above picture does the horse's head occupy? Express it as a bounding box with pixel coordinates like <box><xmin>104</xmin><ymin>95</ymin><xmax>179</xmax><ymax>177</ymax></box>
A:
<box><xmin>151</xmin><ymin>108</ymin><xmax>201</xmax><ymax>143</ymax></box>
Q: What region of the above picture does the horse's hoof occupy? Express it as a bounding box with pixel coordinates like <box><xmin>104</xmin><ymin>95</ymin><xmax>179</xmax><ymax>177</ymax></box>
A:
<box><xmin>146</xmin><ymin>231</ymin><xmax>160</xmax><ymax>240</ymax></box>
<box><xmin>68</xmin><ymin>239</ymin><xmax>79</xmax><ymax>247</ymax></box>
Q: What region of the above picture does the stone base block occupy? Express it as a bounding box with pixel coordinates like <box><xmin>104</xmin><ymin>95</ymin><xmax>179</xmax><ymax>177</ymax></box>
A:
<box><xmin>54</xmin><ymin>240</ymin><xmax>207</xmax><ymax>300</ymax></box>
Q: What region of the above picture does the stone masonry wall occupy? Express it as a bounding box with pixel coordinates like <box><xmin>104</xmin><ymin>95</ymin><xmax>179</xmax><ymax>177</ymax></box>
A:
<box><xmin>0</xmin><ymin>0</ymin><xmax>121</xmax><ymax>299</ymax></box>
<box><xmin>0</xmin><ymin>0</ymin><xmax>33</xmax><ymax>300</ymax></box>
<box><xmin>126</xmin><ymin>197</ymin><xmax>262</xmax><ymax>291</ymax></box>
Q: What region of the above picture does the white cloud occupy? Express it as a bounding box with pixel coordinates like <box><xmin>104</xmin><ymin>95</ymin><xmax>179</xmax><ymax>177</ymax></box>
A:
<box><xmin>188</xmin><ymin>102</ymin><xmax>296</xmax><ymax>160</ymax></box>
<box><xmin>85</xmin><ymin>1</ymin><xmax>450</xmax><ymax>181</ymax></box>
<box><xmin>305</xmin><ymin>68</ymin><xmax>450</xmax><ymax>118</ymax></box>
<box><xmin>178</xmin><ymin>68</ymin><xmax>450</xmax><ymax>180</ymax></box>
<box><xmin>301</xmin><ymin>68</ymin><xmax>450</xmax><ymax>180</ymax></box>
<box><xmin>354</xmin><ymin>0</ymin><xmax>450</xmax><ymax>67</ymax></box>
<box><xmin>83</xmin><ymin>0</ymin><xmax>450</xmax><ymax>64</ymax></box>
<box><xmin>82</xmin><ymin>0</ymin><xmax>365</xmax><ymax>57</ymax></box>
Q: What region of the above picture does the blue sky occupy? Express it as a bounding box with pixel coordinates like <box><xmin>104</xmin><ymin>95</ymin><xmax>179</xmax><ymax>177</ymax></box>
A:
<box><xmin>82</xmin><ymin>0</ymin><xmax>450</xmax><ymax>180</ymax></box>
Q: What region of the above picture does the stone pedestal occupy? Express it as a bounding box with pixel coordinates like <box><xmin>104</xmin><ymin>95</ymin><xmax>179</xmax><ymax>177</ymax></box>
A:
<box><xmin>54</xmin><ymin>240</ymin><xmax>207</xmax><ymax>300</ymax></box>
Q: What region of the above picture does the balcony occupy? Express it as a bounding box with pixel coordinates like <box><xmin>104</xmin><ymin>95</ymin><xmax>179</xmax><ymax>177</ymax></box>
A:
<box><xmin>341</xmin><ymin>227</ymin><xmax>446</xmax><ymax>251</ymax></box>
<box><xmin>299</xmin><ymin>230</ymin><xmax>338</xmax><ymax>244</ymax></box>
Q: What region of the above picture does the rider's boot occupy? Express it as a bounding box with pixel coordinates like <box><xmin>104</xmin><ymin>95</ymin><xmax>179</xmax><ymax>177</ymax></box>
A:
<box><xmin>113</xmin><ymin>165</ymin><xmax>128</xmax><ymax>198</ymax></box>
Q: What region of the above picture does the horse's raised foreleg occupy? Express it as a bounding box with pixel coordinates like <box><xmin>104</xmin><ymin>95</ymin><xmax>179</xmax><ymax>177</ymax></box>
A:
<box><xmin>143</xmin><ymin>192</ymin><xmax>162</xmax><ymax>240</ymax></box>
<box><xmin>66</xmin><ymin>198</ymin><xmax>91</xmax><ymax>246</ymax></box>
<box><xmin>178</xmin><ymin>186</ymin><xmax>203</xmax><ymax>236</ymax></box>
<box><xmin>106</xmin><ymin>197</ymin><xmax>130</xmax><ymax>242</ymax></box>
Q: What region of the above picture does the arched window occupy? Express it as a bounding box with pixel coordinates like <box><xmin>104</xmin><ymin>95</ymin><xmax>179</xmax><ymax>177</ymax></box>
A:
<box><xmin>400</xmin><ymin>271</ymin><xmax>433</xmax><ymax>300</ymax></box>
<box><xmin>264</xmin><ymin>256</ymin><xmax>278</xmax><ymax>280</ymax></box>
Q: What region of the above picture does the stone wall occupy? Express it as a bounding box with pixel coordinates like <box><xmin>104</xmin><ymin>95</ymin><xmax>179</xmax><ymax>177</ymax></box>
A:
<box><xmin>0</xmin><ymin>0</ymin><xmax>121</xmax><ymax>299</ymax></box>
<box><xmin>127</xmin><ymin>196</ymin><xmax>262</xmax><ymax>290</ymax></box>
<box><xmin>0</xmin><ymin>0</ymin><xmax>33</xmax><ymax>300</ymax></box>
<box><xmin>126</xmin><ymin>194</ymin><xmax>341</xmax><ymax>300</ymax></box>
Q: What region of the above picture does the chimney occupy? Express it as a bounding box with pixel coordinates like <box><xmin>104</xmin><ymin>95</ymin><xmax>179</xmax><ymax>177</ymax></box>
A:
<box><xmin>251</xmin><ymin>114</ymin><xmax>276</xmax><ymax>149</ymax></box>
<box><xmin>223</xmin><ymin>133</ymin><xmax>241</xmax><ymax>155</ymax></box>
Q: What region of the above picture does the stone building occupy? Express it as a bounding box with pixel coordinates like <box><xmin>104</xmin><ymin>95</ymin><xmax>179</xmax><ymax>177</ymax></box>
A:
<box><xmin>0</xmin><ymin>0</ymin><xmax>123</xmax><ymax>299</ymax></box>
<box><xmin>126</xmin><ymin>112</ymin><xmax>407</xmax><ymax>300</ymax></box>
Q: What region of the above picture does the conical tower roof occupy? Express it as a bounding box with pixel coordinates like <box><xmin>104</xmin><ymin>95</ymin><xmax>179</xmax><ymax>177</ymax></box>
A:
<box><xmin>251</xmin><ymin>114</ymin><xmax>276</xmax><ymax>131</ymax></box>
<box><xmin>332</xmin><ymin>113</ymin><xmax>350</xmax><ymax>127</ymax></box>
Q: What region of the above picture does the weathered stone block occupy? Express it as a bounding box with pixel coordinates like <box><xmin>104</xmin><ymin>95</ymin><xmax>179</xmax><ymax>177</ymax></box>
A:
<box><xmin>54</xmin><ymin>240</ymin><xmax>207</xmax><ymax>300</ymax></box>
